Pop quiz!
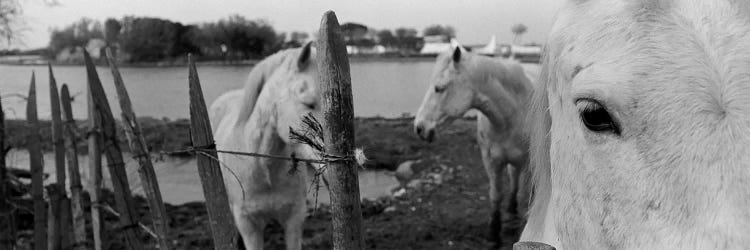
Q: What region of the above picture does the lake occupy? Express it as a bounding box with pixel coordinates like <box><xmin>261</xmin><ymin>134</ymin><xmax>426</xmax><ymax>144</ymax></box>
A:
<box><xmin>0</xmin><ymin>59</ymin><xmax>436</xmax><ymax>120</ymax></box>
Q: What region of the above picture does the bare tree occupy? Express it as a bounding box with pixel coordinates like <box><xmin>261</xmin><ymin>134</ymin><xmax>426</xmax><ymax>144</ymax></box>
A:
<box><xmin>511</xmin><ymin>23</ymin><xmax>528</xmax><ymax>45</ymax></box>
<box><xmin>0</xmin><ymin>0</ymin><xmax>23</xmax><ymax>47</ymax></box>
<box><xmin>0</xmin><ymin>0</ymin><xmax>59</xmax><ymax>48</ymax></box>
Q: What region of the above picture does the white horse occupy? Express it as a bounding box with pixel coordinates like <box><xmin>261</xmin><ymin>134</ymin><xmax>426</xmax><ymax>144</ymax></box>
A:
<box><xmin>413</xmin><ymin>43</ymin><xmax>538</xmax><ymax>247</ymax></box>
<box><xmin>210</xmin><ymin>42</ymin><xmax>319</xmax><ymax>250</ymax></box>
<box><xmin>521</xmin><ymin>0</ymin><xmax>750</xmax><ymax>249</ymax></box>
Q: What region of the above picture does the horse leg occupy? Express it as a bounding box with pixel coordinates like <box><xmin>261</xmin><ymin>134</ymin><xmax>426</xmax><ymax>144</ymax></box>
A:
<box><xmin>506</xmin><ymin>164</ymin><xmax>521</xmax><ymax>215</ymax></box>
<box><xmin>482</xmin><ymin>148</ymin><xmax>506</xmax><ymax>248</ymax></box>
<box><xmin>233</xmin><ymin>209</ymin><xmax>266</xmax><ymax>250</ymax></box>
<box><xmin>282</xmin><ymin>208</ymin><xmax>304</xmax><ymax>250</ymax></box>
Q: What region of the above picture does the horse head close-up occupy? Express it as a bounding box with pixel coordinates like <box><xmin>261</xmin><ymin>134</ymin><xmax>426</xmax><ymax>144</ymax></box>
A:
<box><xmin>522</xmin><ymin>0</ymin><xmax>750</xmax><ymax>249</ymax></box>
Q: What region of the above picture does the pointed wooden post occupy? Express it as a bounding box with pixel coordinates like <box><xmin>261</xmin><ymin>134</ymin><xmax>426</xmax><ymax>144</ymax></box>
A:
<box><xmin>27</xmin><ymin>72</ymin><xmax>47</xmax><ymax>250</ymax></box>
<box><xmin>105</xmin><ymin>48</ymin><xmax>173</xmax><ymax>250</ymax></box>
<box><xmin>61</xmin><ymin>84</ymin><xmax>89</xmax><ymax>250</ymax></box>
<box><xmin>0</xmin><ymin>88</ymin><xmax>15</xmax><ymax>249</ymax></box>
<box><xmin>84</xmin><ymin>49</ymin><xmax>144</xmax><ymax>249</ymax></box>
<box><xmin>188</xmin><ymin>54</ymin><xmax>239</xmax><ymax>249</ymax></box>
<box><xmin>87</xmin><ymin>75</ymin><xmax>105</xmax><ymax>250</ymax></box>
<box><xmin>317</xmin><ymin>11</ymin><xmax>365</xmax><ymax>250</ymax></box>
<box><xmin>48</xmin><ymin>64</ymin><xmax>72</xmax><ymax>249</ymax></box>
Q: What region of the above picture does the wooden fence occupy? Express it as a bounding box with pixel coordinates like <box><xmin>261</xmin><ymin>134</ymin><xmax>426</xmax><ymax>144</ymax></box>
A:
<box><xmin>0</xmin><ymin>10</ymin><xmax>368</xmax><ymax>250</ymax></box>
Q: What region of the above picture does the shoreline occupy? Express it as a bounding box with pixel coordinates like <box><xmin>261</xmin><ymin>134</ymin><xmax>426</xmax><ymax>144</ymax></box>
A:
<box><xmin>4</xmin><ymin>116</ymin><xmax>477</xmax><ymax>171</ymax></box>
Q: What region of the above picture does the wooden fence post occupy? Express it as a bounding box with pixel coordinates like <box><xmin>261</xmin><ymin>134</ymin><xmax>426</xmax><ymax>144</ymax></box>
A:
<box><xmin>187</xmin><ymin>55</ymin><xmax>239</xmax><ymax>249</ymax></box>
<box><xmin>87</xmin><ymin>71</ymin><xmax>105</xmax><ymax>250</ymax></box>
<box><xmin>317</xmin><ymin>11</ymin><xmax>365</xmax><ymax>250</ymax></box>
<box><xmin>61</xmin><ymin>84</ymin><xmax>88</xmax><ymax>250</ymax></box>
<box><xmin>105</xmin><ymin>48</ymin><xmax>173</xmax><ymax>250</ymax></box>
<box><xmin>48</xmin><ymin>64</ymin><xmax>72</xmax><ymax>249</ymax></box>
<box><xmin>83</xmin><ymin>49</ymin><xmax>144</xmax><ymax>249</ymax></box>
<box><xmin>0</xmin><ymin>86</ymin><xmax>14</xmax><ymax>249</ymax></box>
<box><xmin>27</xmin><ymin>72</ymin><xmax>47</xmax><ymax>250</ymax></box>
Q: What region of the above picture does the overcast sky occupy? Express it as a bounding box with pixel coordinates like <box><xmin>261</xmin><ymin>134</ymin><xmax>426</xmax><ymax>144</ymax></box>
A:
<box><xmin>19</xmin><ymin>0</ymin><xmax>564</xmax><ymax>49</ymax></box>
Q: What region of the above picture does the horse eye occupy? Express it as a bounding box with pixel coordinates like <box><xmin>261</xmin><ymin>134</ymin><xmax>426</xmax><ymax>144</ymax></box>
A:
<box><xmin>306</xmin><ymin>103</ymin><xmax>316</xmax><ymax>110</ymax></box>
<box><xmin>577</xmin><ymin>99</ymin><xmax>620</xmax><ymax>135</ymax></box>
<box><xmin>434</xmin><ymin>85</ymin><xmax>446</xmax><ymax>93</ymax></box>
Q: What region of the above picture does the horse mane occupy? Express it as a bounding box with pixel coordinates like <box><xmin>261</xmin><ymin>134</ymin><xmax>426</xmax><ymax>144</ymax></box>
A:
<box><xmin>234</xmin><ymin>49</ymin><xmax>298</xmax><ymax>126</ymax></box>
<box><xmin>522</xmin><ymin>45</ymin><xmax>554</xmax><ymax>241</ymax></box>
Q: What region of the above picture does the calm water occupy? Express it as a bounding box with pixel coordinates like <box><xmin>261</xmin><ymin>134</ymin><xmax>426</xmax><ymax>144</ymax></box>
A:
<box><xmin>0</xmin><ymin>60</ymin><xmax>435</xmax><ymax>120</ymax></box>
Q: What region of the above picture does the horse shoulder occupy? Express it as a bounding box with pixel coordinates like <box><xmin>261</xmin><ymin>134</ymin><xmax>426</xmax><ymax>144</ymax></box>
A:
<box><xmin>209</xmin><ymin>89</ymin><xmax>245</xmax><ymax>133</ymax></box>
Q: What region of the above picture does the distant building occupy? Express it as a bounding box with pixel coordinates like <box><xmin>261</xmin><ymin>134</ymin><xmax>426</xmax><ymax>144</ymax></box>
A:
<box><xmin>419</xmin><ymin>35</ymin><xmax>452</xmax><ymax>55</ymax></box>
<box><xmin>55</xmin><ymin>38</ymin><xmax>108</xmax><ymax>63</ymax></box>
<box><xmin>509</xmin><ymin>44</ymin><xmax>542</xmax><ymax>63</ymax></box>
<box><xmin>346</xmin><ymin>44</ymin><xmax>387</xmax><ymax>55</ymax></box>
<box><xmin>473</xmin><ymin>35</ymin><xmax>498</xmax><ymax>56</ymax></box>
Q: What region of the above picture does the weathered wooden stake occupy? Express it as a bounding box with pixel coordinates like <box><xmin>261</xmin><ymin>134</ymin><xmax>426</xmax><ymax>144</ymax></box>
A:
<box><xmin>317</xmin><ymin>11</ymin><xmax>365</xmax><ymax>250</ymax></box>
<box><xmin>48</xmin><ymin>64</ymin><xmax>72</xmax><ymax>249</ymax></box>
<box><xmin>84</xmin><ymin>49</ymin><xmax>144</xmax><ymax>249</ymax></box>
<box><xmin>61</xmin><ymin>84</ymin><xmax>88</xmax><ymax>250</ymax></box>
<box><xmin>105</xmin><ymin>48</ymin><xmax>173</xmax><ymax>250</ymax></box>
<box><xmin>45</xmin><ymin>185</ymin><xmax>61</xmax><ymax>249</ymax></box>
<box><xmin>0</xmin><ymin>88</ymin><xmax>14</xmax><ymax>249</ymax></box>
<box><xmin>87</xmin><ymin>71</ymin><xmax>106</xmax><ymax>250</ymax></box>
<box><xmin>27</xmin><ymin>72</ymin><xmax>47</xmax><ymax>250</ymax></box>
<box><xmin>188</xmin><ymin>54</ymin><xmax>239</xmax><ymax>249</ymax></box>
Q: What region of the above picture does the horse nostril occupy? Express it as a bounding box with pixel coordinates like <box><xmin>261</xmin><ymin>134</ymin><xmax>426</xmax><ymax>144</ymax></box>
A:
<box><xmin>416</xmin><ymin>126</ymin><xmax>423</xmax><ymax>136</ymax></box>
<box><xmin>427</xmin><ymin>129</ymin><xmax>435</xmax><ymax>143</ymax></box>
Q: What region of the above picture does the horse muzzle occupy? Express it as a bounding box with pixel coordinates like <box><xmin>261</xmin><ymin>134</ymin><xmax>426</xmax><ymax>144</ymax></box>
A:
<box><xmin>414</xmin><ymin>123</ymin><xmax>436</xmax><ymax>143</ymax></box>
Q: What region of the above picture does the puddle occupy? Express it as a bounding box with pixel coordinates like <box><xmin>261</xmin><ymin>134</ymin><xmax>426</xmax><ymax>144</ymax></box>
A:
<box><xmin>6</xmin><ymin>150</ymin><xmax>400</xmax><ymax>205</ymax></box>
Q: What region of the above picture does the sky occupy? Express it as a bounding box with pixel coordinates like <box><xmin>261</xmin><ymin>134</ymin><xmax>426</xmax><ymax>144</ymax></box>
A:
<box><xmin>18</xmin><ymin>0</ymin><xmax>564</xmax><ymax>49</ymax></box>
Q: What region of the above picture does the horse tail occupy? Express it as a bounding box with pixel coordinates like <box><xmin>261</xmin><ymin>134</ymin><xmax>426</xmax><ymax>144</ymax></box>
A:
<box><xmin>234</xmin><ymin>51</ymin><xmax>290</xmax><ymax>126</ymax></box>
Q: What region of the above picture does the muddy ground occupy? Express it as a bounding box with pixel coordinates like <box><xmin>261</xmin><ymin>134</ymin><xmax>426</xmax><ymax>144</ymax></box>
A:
<box><xmin>7</xmin><ymin>117</ymin><xmax>531</xmax><ymax>249</ymax></box>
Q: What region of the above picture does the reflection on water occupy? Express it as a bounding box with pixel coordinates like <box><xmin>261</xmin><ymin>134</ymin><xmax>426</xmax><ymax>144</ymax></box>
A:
<box><xmin>6</xmin><ymin>150</ymin><xmax>399</xmax><ymax>205</ymax></box>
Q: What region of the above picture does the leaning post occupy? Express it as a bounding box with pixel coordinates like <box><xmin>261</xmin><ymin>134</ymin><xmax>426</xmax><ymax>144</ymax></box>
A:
<box><xmin>187</xmin><ymin>54</ymin><xmax>239</xmax><ymax>249</ymax></box>
<box><xmin>105</xmin><ymin>48</ymin><xmax>173</xmax><ymax>250</ymax></box>
<box><xmin>317</xmin><ymin>10</ymin><xmax>365</xmax><ymax>250</ymax></box>
<box><xmin>27</xmin><ymin>72</ymin><xmax>47</xmax><ymax>250</ymax></box>
<box><xmin>61</xmin><ymin>84</ymin><xmax>89</xmax><ymax>250</ymax></box>
<box><xmin>84</xmin><ymin>49</ymin><xmax>144</xmax><ymax>249</ymax></box>
<box><xmin>0</xmin><ymin>89</ymin><xmax>14</xmax><ymax>249</ymax></box>
<box><xmin>48</xmin><ymin>64</ymin><xmax>72</xmax><ymax>249</ymax></box>
<box><xmin>87</xmin><ymin>70</ymin><xmax>105</xmax><ymax>250</ymax></box>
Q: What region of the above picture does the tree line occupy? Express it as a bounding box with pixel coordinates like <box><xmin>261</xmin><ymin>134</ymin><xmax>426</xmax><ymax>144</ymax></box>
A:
<box><xmin>48</xmin><ymin>15</ymin><xmax>292</xmax><ymax>62</ymax></box>
<box><xmin>48</xmin><ymin>15</ymin><xmax>459</xmax><ymax>62</ymax></box>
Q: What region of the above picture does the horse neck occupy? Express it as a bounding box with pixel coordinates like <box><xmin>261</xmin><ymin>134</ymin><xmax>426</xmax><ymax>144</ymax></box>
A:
<box><xmin>467</xmin><ymin>56</ymin><xmax>532</xmax><ymax>128</ymax></box>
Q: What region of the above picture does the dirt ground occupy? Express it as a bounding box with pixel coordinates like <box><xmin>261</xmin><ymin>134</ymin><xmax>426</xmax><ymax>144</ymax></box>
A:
<box><xmin>8</xmin><ymin>117</ymin><xmax>531</xmax><ymax>250</ymax></box>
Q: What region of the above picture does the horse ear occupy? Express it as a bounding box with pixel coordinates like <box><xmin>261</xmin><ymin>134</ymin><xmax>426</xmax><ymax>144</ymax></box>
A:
<box><xmin>297</xmin><ymin>41</ymin><xmax>312</xmax><ymax>70</ymax></box>
<box><xmin>452</xmin><ymin>46</ymin><xmax>461</xmax><ymax>63</ymax></box>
